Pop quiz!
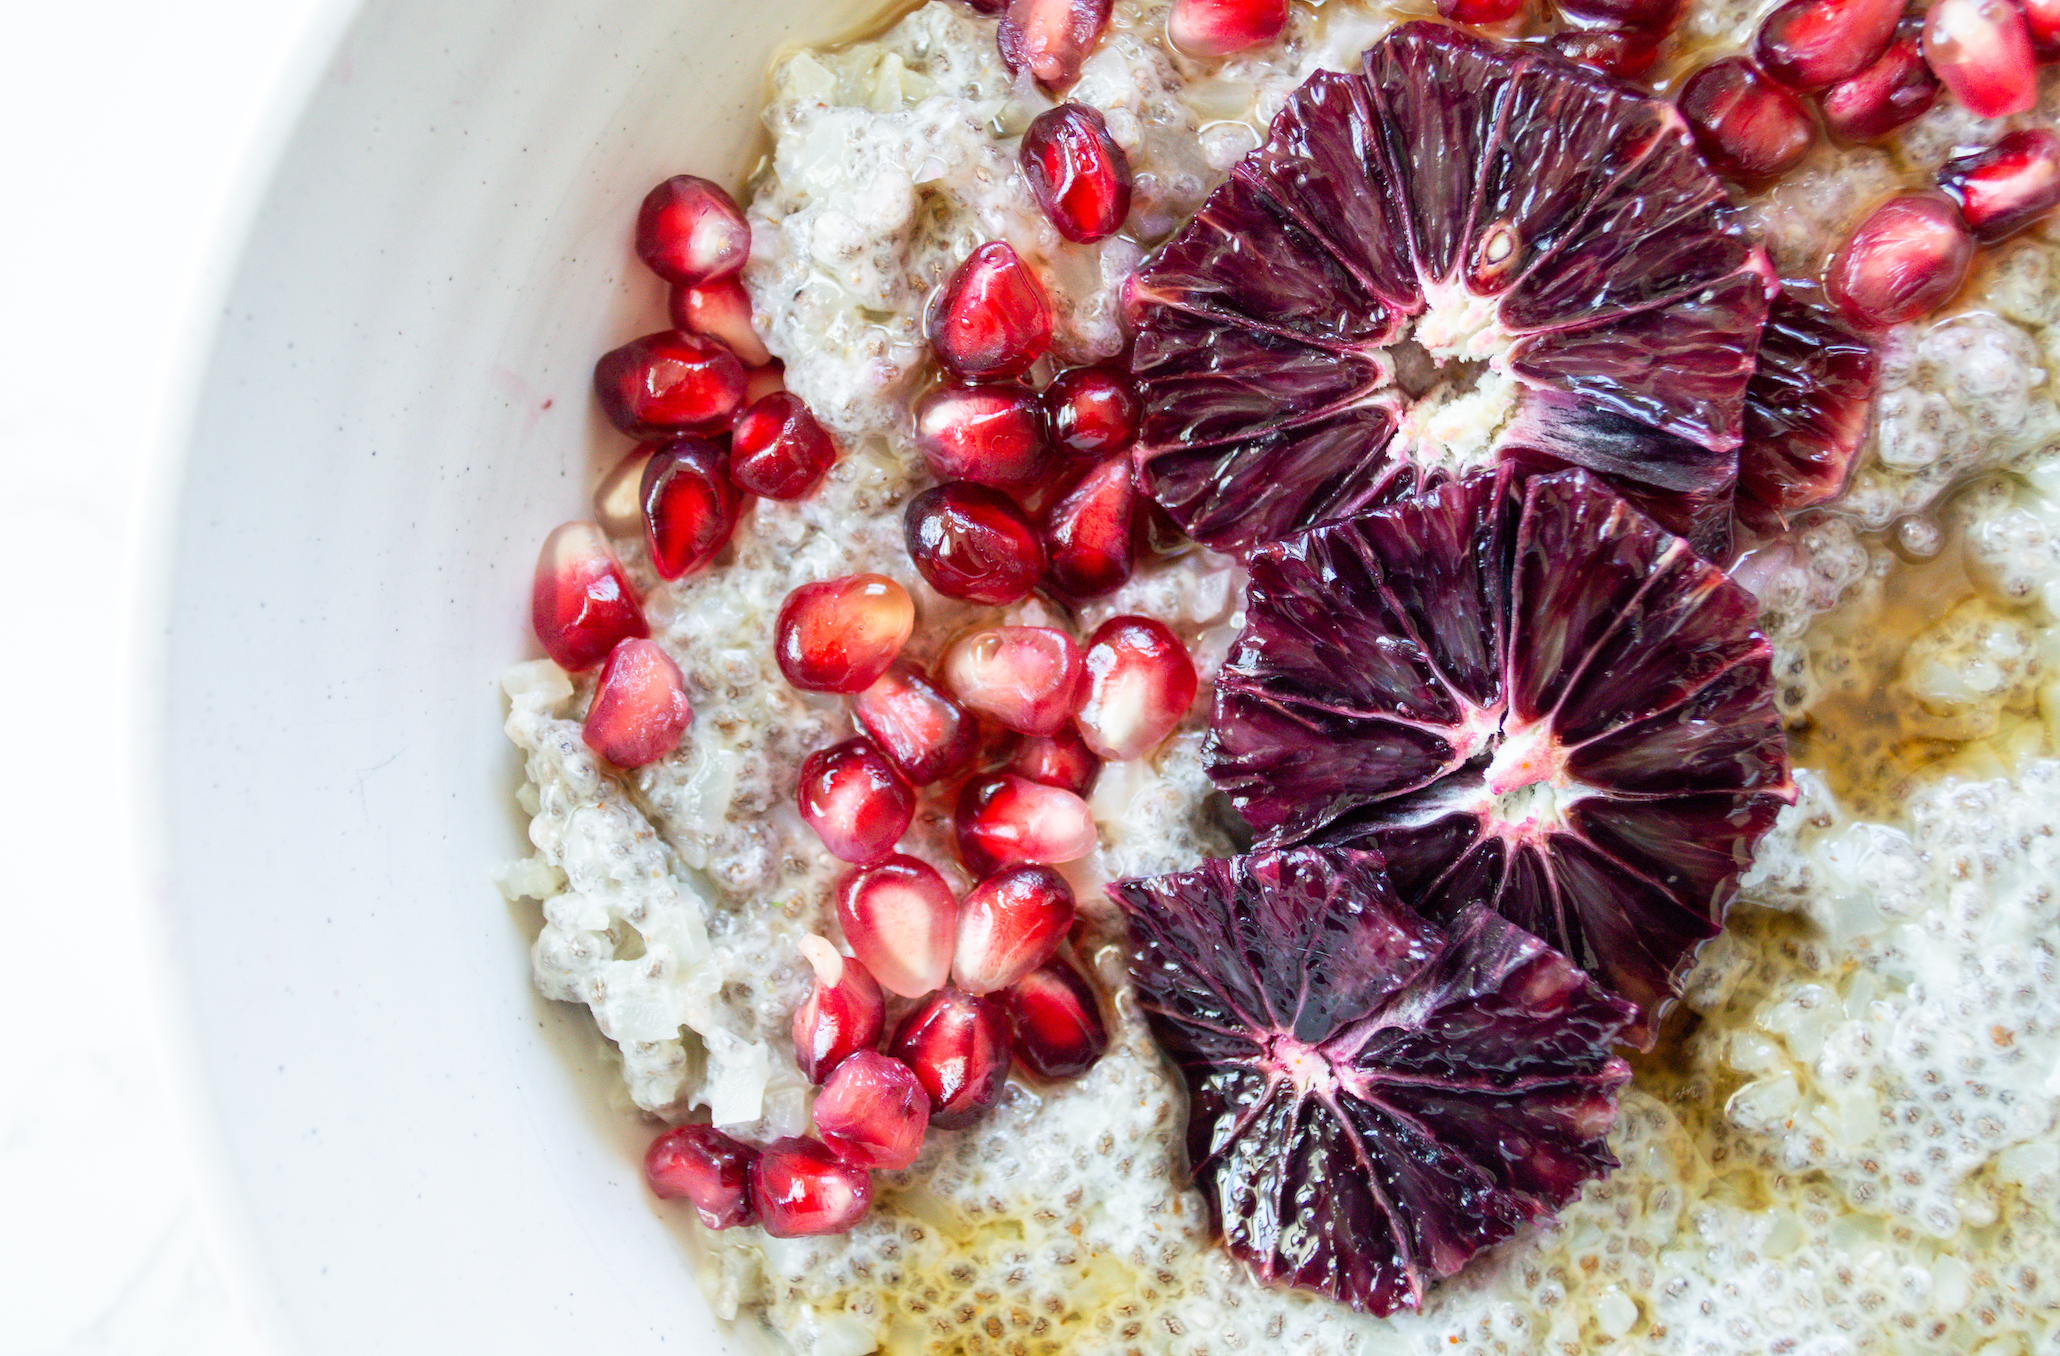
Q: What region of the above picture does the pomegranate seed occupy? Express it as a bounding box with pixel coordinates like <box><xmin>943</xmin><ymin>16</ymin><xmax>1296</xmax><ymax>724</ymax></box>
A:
<box><xmin>635</xmin><ymin>176</ymin><xmax>750</xmax><ymax>288</ymax></box>
<box><xmin>775</xmin><ymin>575</ymin><xmax>916</xmax><ymax>694</ymax></box>
<box><xmin>1924</xmin><ymin>0</ymin><xmax>2039</xmax><ymax>116</ymax></box>
<box><xmin>1755</xmin><ymin>0</ymin><xmax>1903</xmax><ymax>89</ymax></box>
<box><xmin>955</xmin><ymin>774</ymin><xmax>1097</xmax><ymax>877</ymax></box>
<box><xmin>583</xmin><ymin>638</ymin><xmax>692</xmax><ymax>768</ymax></box>
<box><xmin>1826</xmin><ymin>194</ymin><xmax>1974</xmax><ymax>328</ymax></box>
<box><xmin>593</xmin><ymin>447</ymin><xmax>654</xmax><ymax>538</ymax></box>
<box><xmin>852</xmin><ymin>663</ymin><xmax>980</xmax><ymax>786</ymax></box>
<box><xmin>888</xmin><ymin>988</ymin><xmax>1012</xmax><ymax>1128</ymax></box>
<box><xmin>791</xmin><ymin>935</ymin><xmax>886</xmax><ymax>1083</ymax></box>
<box><xmin>1004</xmin><ymin>957</ymin><xmax>1108</xmax><ymax>1081</ymax></box>
<box><xmin>942</xmin><ymin>625</ymin><xmax>1085</xmax><ymax>736</ymax></box>
<box><xmin>953</xmin><ymin>864</ymin><xmax>1076</xmax><ymax>995</ymax></box>
<box><xmin>1041</xmin><ymin>458</ymin><xmax>1138</xmax><ymax>599</ymax></box>
<box><xmin>1677</xmin><ymin>58</ymin><xmax>1817</xmax><ymax>182</ymax></box>
<box><xmin>668</xmin><ymin>278</ymin><xmax>771</xmax><ymax>368</ymax></box>
<box><xmin>644</xmin><ymin>1124</ymin><xmax>757</xmax><ymax>1229</ymax></box>
<box><xmin>913</xmin><ymin>382</ymin><xmax>1052</xmax><ymax>488</ymax></box>
<box><xmin>1438</xmin><ymin>0</ymin><xmax>1523</xmax><ymax>22</ymax></box>
<box><xmin>2021</xmin><ymin>0</ymin><xmax>2060</xmax><ymax>57</ymax></box>
<box><xmin>640</xmin><ymin>436</ymin><xmax>742</xmax><ymax>580</ymax></box>
<box><xmin>998</xmin><ymin>0</ymin><xmax>1113</xmax><ymax>90</ymax></box>
<box><xmin>836</xmin><ymin>854</ymin><xmax>959</xmax><ymax>998</ymax></box>
<box><xmin>963</xmin><ymin>0</ymin><xmax>1006</xmax><ymax>10</ymax></box>
<box><xmin>1821</xmin><ymin>19</ymin><xmax>1941</xmax><ymax>140</ymax></box>
<box><xmin>593</xmin><ymin>330</ymin><xmax>747</xmax><ymax>440</ymax></box>
<box><xmin>749</xmin><ymin>1137</ymin><xmax>871</xmax><ymax>1237</ymax></box>
<box><xmin>532</xmin><ymin>521</ymin><xmax>648</xmax><ymax>671</ymax></box>
<box><xmin>1004</xmin><ymin>723</ymin><xmax>1101</xmax><ymax>797</ymax></box>
<box><xmin>1939</xmin><ymin>128</ymin><xmax>2060</xmax><ymax>242</ymax></box>
<box><xmin>812</xmin><ymin>1050</ymin><xmax>931</xmax><ymax>1170</ymax></box>
<box><xmin>927</xmin><ymin>243</ymin><xmax>1053</xmax><ymax>382</ymax></box>
<box><xmin>1020</xmin><ymin>105</ymin><xmax>1133</xmax><ymax>244</ymax></box>
<box><xmin>1546</xmin><ymin>28</ymin><xmax>1664</xmax><ymax>79</ymax></box>
<box><xmin>904</xmin><ymin>482</ymin><xmax>1046</xmax><ymax>605</ymax></box>
<box><xmin>743</xmin><ymin>360</ymin><xmax>787</xmax><ymax>405</ymax></box>
<box><xmin>1166</xmin><ymin>0</ymin><xmax>1288</xmax><ymax>55</ymax></box>
<box><xmin>1073</xmin><ymin>616</ymin><xmax>1198</xmax><ymax>761</ymax></box>
<box><xmin>729</xmin><ymin>392</ymin><xmax>836</xmax><ymax>500</ymax></box>
<box><xmin>798</xmin><ymin>738</ymin><xmax>916</xmax><ymax>864</ymax></box>
<box><xmin>1557</xmin><ymin>0</ymin><xmax>1681</xmax><ymax>27</ymax></box>
<box><xmin>1042</xmin><ymin>366</ymin><xmax>1141</xmax><ymax>463</ymax></box>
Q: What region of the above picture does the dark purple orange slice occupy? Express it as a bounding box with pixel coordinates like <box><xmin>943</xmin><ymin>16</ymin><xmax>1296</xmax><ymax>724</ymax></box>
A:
<box><xmin>1733</xmin><ymin>280</ymin><xmax>1880</xmax><ymax>532</ymax></box>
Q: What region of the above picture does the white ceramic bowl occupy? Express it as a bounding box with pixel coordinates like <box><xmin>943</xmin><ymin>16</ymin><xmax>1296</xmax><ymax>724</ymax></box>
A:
<box><xmin>152</xmin><ymin>1</ymin><xmax>893</xmax><ymax>1348</ymax></box>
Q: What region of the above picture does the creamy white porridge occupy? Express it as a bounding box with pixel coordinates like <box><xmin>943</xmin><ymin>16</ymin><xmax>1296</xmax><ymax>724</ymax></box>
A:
<box><xmin>500</xmin><ymin>1</ymin><xmax>2060</xmax><ymax>1351</ymax></box>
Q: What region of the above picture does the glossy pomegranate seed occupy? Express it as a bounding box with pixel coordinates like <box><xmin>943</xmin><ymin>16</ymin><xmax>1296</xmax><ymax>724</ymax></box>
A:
<box><xmin>593</xmin><ymin>447</ymin><xmax>654</xmax><ymax>538</ymax></box>
<box><xmin>1826</xmin><ymin>194</ymin><xmax>1974</xmax><ymax>328</ymax></box>
<box><xmin>644</xmin><ymin>1124</ymin><xmax>757</xmax><ymax>1229</ymax></box>
<box><xmin>1557</xmin><ymin>0</ymin><xmax>1680</xmax><ymax>27</ymax></box>
<box><xmin>963</xmin><ymin>0</ymin><xmax>1006</xmax><ymax>10</ymax></box>
<box><xmin>1041</xmin><ymin>458</ymin><xmax>1138</xmax><ymax>599</ymax></box>
<box><xmin>904</xmin><ymin>482</ymin><xmax>1046</xmax><ymax>605</ymax></box>
<box><xmin>797</xmin><ymin>738</ymin><xmax>915</xmax><ymax>864</ymax></box>
<box><xmin>791</xmin><ymin>935</ymin><xmax>886</xmax><ymax>1083</ymax></box>
<box><xmin>953</xmin><ymin>864</ymin><xmax>1076</xmax><ymax>995</ymax></box>
<box><xmin>998</xmin><ymin>0</ymin><xmax>1113</xmax><ymax>90</ymax></box>
<box><xmin>1439</xmin><ymin>0</ymin><xmax>1523</xmax><ymax>22</ymax></box>
<box><xmin>635</xmin><ymin>175</ymin><xmax>750</xmax><ymax>288</ymax></box>
<box><xmin>1677</xmin><ymin>57</ymin><xmax>1817</xmax><ymax>182</ymax></box>
<box><xmin>926</xmin><ymin>243</ymin><xmax>1053</xmax><ymax>383</ymax></box>
<box><xmin>1939</xmin><ymin>128</ymin><xmax>2060</xmax><ymax>242</ymax></box>
<box><xmin>583</xmin><ymin>638</ymin><xmax>692</xmax><ymax>768</ymax></box>
<box><xmin>836</xmin><ymin>854</ymin><xmax>959</xmax><ymax>998</ymax></box>
<box><xmin>1004</xmin><ymin>957</ymin><xmax>1108</xmax><ymax>1081</ymax></box>
<box><xmin>955</xmin><ymin>774</ymin><xmax>1097</xmax><ymax>877</ymax></box>
<box><xmin>729</xmin><ymin>392</ymin><xmax>836</xmax><ymax>500</ymax></box>
<box><xmin>593</xmin><ymin>330</ymin><xmax>747</xmax><ymax>440</ymax></box>
<box><xmin>743</xmin><ymin>359</ymin><xmax>786</xmax><ymax>405</ymax></box>
<box><xmin>531</xmin><ymin>521</ymin><xmax>648</xmax><ymax>672</ymax></box>
<box><xmin>2022</xmin><ymin>0</ymin><xmax>2060</xmax><ymax>57</ymax></box>
<box><xmin>775</xmin><ymin>575</ymin><xmax>915</xmax><ymax>694</ymax></box>
<box><xmin>1003</xmin><ymin>723</ymin><xmax>1101</xmax><ymax>797</ymax></box>
<box><xmin>942</xmin><ymin>625</ymin><xmax>1085</xmax><ymax>736</ymax></box>
<box><xmin>668</xmin><ymin>278</ymin><xmax>771</xmax><ymax>368</ymax></box>
<box><xmin>852</xmin><ymin>662</ymin><xmax>980</xmax><ymax>785</ymax></box>
<box><xmin>1166</xmin><ymin>0</ymin><xmax>1288</xmax><ymax>55</ymax></box>
<box><xmin>1925</xmin><ymin>0</ymin><xmax>2039</xmax><ymax>115</ymax></box>
<box><xmin>1821</xmin><ymin>19</ymin><xmax>1941</xmax><ymax>140</ymax></box>
<box><xmin>1755</xmin><ymin>0</ymin><xmax>1902</xmax><ymax>89</ymax></box>
<box><xmin>813</xmin><ymin>1050</ymin><xmax>931</xmax><ymax>1170</ymax></box>
<box><xmin>913</xmin><ymin>382</ymin><xmax>1052</xmax><ymax>488</ymax></box>
<box><xmin>1546</xmin><ymin>27</ymin><xmax>1663</xmax><ymax>78</ymax></box>
<box><xmin>1020</xmin><ymin>105</ymin><xmax>1133</xmax><ymax>244</ymax></box>
<box><xmin>888</xmin><ymin>988</ymin><xmax>1012</xmax><ymax>1128</ymax></box>
<box><xmin>1073</xmin><ymin>616</ymin><xmax>1198</xmax><ymax>762</ymax></box>
<box><xmin>640</xmin><ymin>436</ymin><xmax>742</xmax><ymax>580</ymax></box>
<box><xmin>749</xmin><ymin>1137</ymin><xmax>871</xmax><ymax>1237</ymax></box>
<box><xmin>1042</xmin><ymin>366</ymin><xmax>1141</xmax><ymax>463</ymax></box>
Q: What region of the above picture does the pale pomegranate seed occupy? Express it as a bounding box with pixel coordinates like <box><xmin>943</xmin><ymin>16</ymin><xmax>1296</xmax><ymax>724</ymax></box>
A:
<box><xmin>583</xmin><ymin>638</ymin><xmax>693</xmax><ymax>768</ymax></box>
<box><xmin>1677</xmin><ymin>57</ymin><xmax>1817</xmax><ymax>182</ymax></box>
<box><xmin>775</xmin><ymin>575</ymin><xmax>916</xmax><ymax>694</ymax></box>
<box><xmin>1939</xmin><ymin>128</ymin><xmax>2060</xmax><ymax>242</ymax></box>
<box><xmin>888</xmin><ymin>988</ymin><xmax>1012</xmax><ymax>1128</ymax></box>
<box><xmin>1041</xmin><ymin>458</ymin><xmax>1138</xmax><ymax>599</ymax></box>
<box><xmin>668</xmin><ymin>278</ymin><xmax>772</xmax><ymax>368</ymax></box>
<box><xmin>998</xmin><ymin>0</ymin><xmax>1113</xmax><ymax>90</ymax></box>
<box><xmin>955</xmin><ymin>774</ymin><xmax>1098</xmax><ymax>877</ymax></box>
<box><xmin>1166</xmin><ymin>0</ymin><xmax>1288</xmax><ymax>55</ymax></box>
<box><xmin>852</xmin><ymin>662</ymin><xmax>980</xmax><ymax>786</ymax></box>
<box><xmin>1821</xmin><ymin>19</ymin><xmax>1941</xmax><ymax>140</ymax></box>
<box><xmin>1546</xmin><ymin>28</ymin><xmax>1664</xmax><ymax>79</ymax></box>
<box><xmin>941</xmin><ymin>625</ymin><xmax>1085</xmax><ymax>736</ymax></box>
<box><xmin>1020</xmin><ymin>105</ymin><xmax>1133</xmax><ymax>244</ymax></box>
<box><xmin>2022</xmin><ymin>0</ymin><xmax>2060</xmax><ymax>57</ymax></box>
<box><xmin>532</xmin><ymin>521</ymin><xmax>648</xmax><ymax>671</ymax></box>
<box><xmin>791</xmin><ymin>935</ymin><xmax>886</xmax><ymax>1083</ymax></box>
<box><xmin>1826</xmin><ymin>194</ymin><xmax>1974</xmax><ymax>328</ymax></box>
<box><xmin>1004</xmin><ymin>957</ymin><xmax>1108</xmax><ymax>1081</ymax></box>
<box><xmin>593</xmin><ymin>446</ymin><xmax>654</xmax><ymax>538</ymax></box>
<box><xmin>635</xmin><ymin>176</ymin><xmax>750</xmax><ymax>288</ymax></box>
<box><xmin>1755</xmin><ymin>0</ymin><xmax>1903</xmax><ymax>89</ymax></box>
<box><xmin>743</xmin><ymin>359</ymin><xmax>787</xmax><ymax>405</ymax></box>
<box><xmin>927</xmin><ymin>243</ymin><xmax>1053</xmax><ymax>382</ymax></box>
<box><xmin>913</xmin><ymin>382</ymin><xmax>1052</xmax><ymax>488</ymax></box>
<box><xmin>835</xmin><ymin>854</ymin><xmax>959</xmax><ymax>998</ymax></box>
<box><xmin>749</xmin><ymin>1137</ymin><xmax>871</xmax><ymax>1237</ymax></box>
<box><xmin>1003</xmin><ymin>723</ymin><xmax>1101</xmax><ymax>797</ymax></box>
<box><xmin>1042</xmin><ymin>366</ymin><xmax>1141</xmax><ymax>463</ymax></box>
<box><xmin>641</xmin><ymin>436</ymin><xmax>742</xmax><ymax>580</ymax></box>
<box><xmin>1073</xmin><ymin>616</ymin><xmax>1198</xmax><ymax>762</ymax></box>
<box><xmin>953</xmin><ymin>864</ymin><xmax>1077</xmax><ymax>995</ymax></box>
<box><xmin>798</xmin><ymin>737</ymin><xmax>916</xmax><ymax>864</ymax></box>
<box><xmin>1438</xmin><ymin>0</ymin><xmax>1523</xmax><ymax>23</ymax></box>
<box><xmin>905</xmin><ymin>482</ymin><xmax>1046</xmax><ymax>605</ymax></box>
<box><xmin>1557</xmin><ymin>0</ymin><xmax>1681</xmax><ymax>27</ymax></box>
<box><xmin>593</xmin><ymin>330</ymin><xmax>747</xmax><ymax>439</ymax></box>
<box><xmin>729</xmin><ymin>392</ymin><xmax>836</xmax><ymax>500</ymax></box>
<box><xmin>644</xmin><ymin>1124</ymin><xmax>757</xmax><ymax>1229</ymax></box>
<box><xmin>812</xmin><ymin>1050</ymin><xmax>931</xmax><ymax>1170</ymax></box>
<box><xmin>1924</xmin><ymin>0</ymin><xmax>2039</xmax><ymax>116</ymax></box>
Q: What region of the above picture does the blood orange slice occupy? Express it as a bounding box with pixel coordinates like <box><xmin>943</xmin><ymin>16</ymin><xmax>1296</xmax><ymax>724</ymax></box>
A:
<box><xmin>1733</xmin><ymin>280</ymin><xmax>1879</xmax><ymax>531</ymax></box>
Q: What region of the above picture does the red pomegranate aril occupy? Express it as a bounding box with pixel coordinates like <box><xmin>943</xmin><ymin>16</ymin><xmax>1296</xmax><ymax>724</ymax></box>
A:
<box><xmin>813</xmin><ymin>1050</ymin><xmax>931</xmax><ymax>1170</ymax></box>
<box><xmin>852</xmin><ymin>662</ymin><xmax>980</xmax><ymax>785</ymax></box>
<box><xmin>1924</xmin><ymin>0</ymin><xmax>2039</xmax><ymax>116</ymax></box>
<box><xmin>1755</xmin><ymin>0</ymin><xmax>1903</xmax><ymax>89</ymax></box>
<box><xmin>594</xmin><ymin>446</ymin><xmax>655</xmax><ymax>538</ymax></box>
<box><xmin>942</xmin><ymin>625</ymin><xmax>1085</xmax><ymax>736</ymax></box>
<box><xmin>836</xmin><ymin>854</ymin><xmax>960</xmax><ymax>998</ymax></box>
<box><xmin>1005</xmin><ymin>957</ymin><xmax>1109</xmax><ymax>1081</ymax></box>
<box><xmin>1557</xmin><ymin>0</ymin><xmax>1681</xmax><ymax>28</ymax></box>
<box><xmin>749</xmin><ymin>1137</ymin><xmax>871</xmax><ymax>1237</ymax></box>
<box><xmin>905</xmin><ymin>482</ymin><xmax>1046</xmax><ymax>605</ymax></box>
<box><xmin>1073</xmin><ymin>616</ymin><xmax>1198</xmax><ymax>761</ymax></box>
<box><xmin>1546</xmin><ymin>28</ymin><xmax>1664</xmax><ymax>79</ymax></box>
<box><xmin>669</xmin><ymin>278</ymin><xmax>772</xmax><ymax>368</ymax></box>
<box><xmin>1004</xmin><ymin>723</ymin><xmax>1102</xmax><ymax>797</ymax></box>
<box><xmin>998</xmin><ymin>0</ymin><xmax>1114</xmax><ymax>90</ymax></box>
<box><xmin>594</xmin><ymin>330</ymin><xmax>748</xmax><ymax>439</ymax></box>
<box><xmin>1821</xmin><ymin>20</ymin><xmax>1940</xmax><ymax>140</ymax></box>
<box><xmin>1042</xmin><ymin>366</ymin><xmax>1141</xmax><ymax>463</ymax></box>
<box><xmin>792</xmin><ymin>935</ymin><xmax>886</xmax><ymax>1083</ymax></box>
<box><xmin>635</xmin><ymin>175</ymin><xmax>750</xmax><ymax>288</ymax></box>
<box><xmin>1438</xmin><ymin>0</ymin><xmax>1524</xmax><ymax>23</ymax></box>
<box><xmin>775</xmin><ymin>575</ymin><xmax>916</xmax><ymax>694</ymax></box>
<box><xmin>798</xmin><ymin>738</ymin><xmax>916</xmax><ymax>864</ymax></box>
<box><xmin>583</xmin><ymin>638</ymin><xmax>693</xmax><ymax>768</ymax></box>
<box><xmin>889</xmin><ymin>988</ymin><xmax>1012</xmax><ymax>1128</ymax></box>
<box><xmin>2023</xmin><ymin>0</ymin><xmax>2060</xmax><ymax>56</ymax></box>
<box><xmin>1020</xmin><ymin>105</ymin><xmax>1134</xmax><ymax>244</ymax></box>
<box><xmin>1826</xmin><ymin>194</ymin><xmax>1974</xmax><ymax>327</ymax></box>
<box><xmin>913</xmin><ymin>382</ymin><xmax>1052</xmax><ymax>488</ymax></box>
<box><xmin>641</xmin><ymin>436</ymin><xmax>743</xmax><ymax>580</ymax></box>
<box><xmin>927</xmin><ymin>243</ymin><xmax>1053</xmax><ymax>382</ymax></box>
<box><xmin>953</xmin><ymin>864</ymin><xmax>1077</xmax><ymax>995</ymax></box>
<box><xmin>644</xmin><ymin>1124</ymin><xmax>757</xmax><ymax>1229</ymax></box>
<box><xmin>955</xmin><ymin>774</ymin><xmax>1098</xmax><ymax>877</ymax></box>
<box><xmin>743</xmin><ymin>360</ymin><xmax>787</xmax><ymax>405</ymax></box>
<box><xmin>532</xmin><ymin>521</ymin><xmax>648</xmax><ymax>671</ymax></box>
<box><xmin>730</xmin><ymin>392</ymin><xmax>836</xmax><ymax>500</ymax></box>
<box><xmin>1167</xmin><ymin>0</ymin><xmax>1288</xmax><ymax>55</ymax></box>
<box><xmin>1676</xmin><ymin>57</ymin><xmax>1817</xmax><ymax>182</ymax></box>
<box><xmin>1939</xmin><ymin>128</ymin><xmax>2060</xmax><ymax>243</ymax></box>
<box><xmin>1042</xmin><ymin>457</ymin><xmax>1139</xmax><ymax>599</ymax></box>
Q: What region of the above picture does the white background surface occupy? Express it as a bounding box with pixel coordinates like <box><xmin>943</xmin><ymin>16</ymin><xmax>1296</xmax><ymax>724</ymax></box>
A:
<box><xmin>1</xmin><ymin>2</ymin><xmax>338</xmax><ymax>1350</ymax></box>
